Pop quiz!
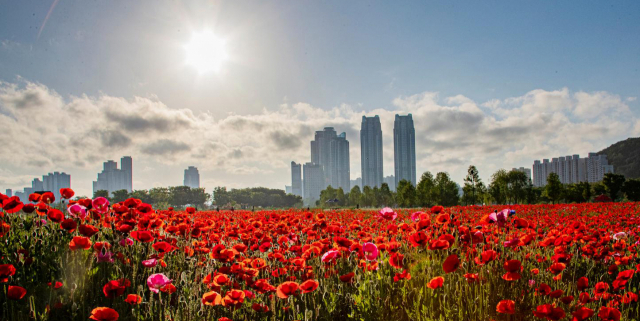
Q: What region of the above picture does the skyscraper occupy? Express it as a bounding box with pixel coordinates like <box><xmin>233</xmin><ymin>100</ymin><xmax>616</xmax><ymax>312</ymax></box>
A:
<box><xmin>93</xmin><ymin>156</ymin><xmax>133</xmax><ymax>196</ymax></box>
<box><xmin>121</xmin><ymin>156</ymin><xmax>133</xmax><ymax>192</ymax></box>
<box><xmin>303</xmin><ymin>162</ymin><xmax>323</xmax><ymax>206</ymax></box>
<box><xmin>291</xmin><ymin>161</ymin><xmax>302</xmax><ymax>197</ymax></box>
<box><xmin>360</xmin><ymin>116</ymin><xmax>383</xmax><ymax>188</ymax></box>
<box><xmin>184</xmin><ymin>166</ymin><xmax>200</xmax><ymax>188</ymax></box>
<box><xmin>43</xmin><ymin>172</ymin><xmax>71</xmax><ymax>201</ymax></box>
<box><xmin>310</xmin><ymin>127</ymin><xmax>350</xmax><ymax>191</ymax></box>
<box><xmin>393</xmin><ymin>114</ymin><xmax>416</xmax><ymax>186</ymax></box>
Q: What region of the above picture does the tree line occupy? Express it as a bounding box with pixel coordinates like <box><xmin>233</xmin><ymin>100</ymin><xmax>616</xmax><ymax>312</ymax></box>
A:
<box><xmin>212</xmin><ymin>187</ymin><xmax>302</xmax><ymax>209</ymax></box>
<box><xmin>317</xmin><ymin>166</ymin><xmax>640</xmax><ymax>208</ymax></box>
<box><xmin>93</xmin><ymin>186</ymin><xmax>210</xmax><ymax>209</ymax></box>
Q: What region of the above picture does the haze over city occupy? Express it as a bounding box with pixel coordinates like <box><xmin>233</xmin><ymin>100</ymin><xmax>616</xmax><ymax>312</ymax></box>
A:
<box><xmin>1</xmin><ymin>1</ymin><xmax>639</xmax><ymax>197</ymax></box>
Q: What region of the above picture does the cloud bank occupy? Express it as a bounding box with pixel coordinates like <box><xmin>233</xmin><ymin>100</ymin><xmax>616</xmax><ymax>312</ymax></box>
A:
<box><xmin>1</xmin><ymin>79</ymin><xmax>637</xmax><ymax>196</ymax></box>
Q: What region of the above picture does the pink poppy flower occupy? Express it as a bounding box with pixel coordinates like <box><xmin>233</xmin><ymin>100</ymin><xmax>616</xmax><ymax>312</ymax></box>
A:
<box><xmin>68</xmin><ymin>204</ymin><xmax>87</xmax><ymax>219</ymax></box>
<box><xmin>363</xmin><ymin>242</ymin><xmax>379</xmax><ymax>261</ymax></box>
<box><xmin>142</xmin><ymin>258</ymin><xmax>158</xmax><ymax>268</ymax></box>
<box><xmin>378</xmin><ymin>207</ymin><xmax>397</xmax><ymax>221</ymax></box>
<box><xmin>410</xmin><ymin>211</ymin><xmax>424</xmax><ymax>222</ymax></box>
<box><xmin>321</xmin><ymin>250</ymin><xmax>339</xmax><ymax>263</ymax></box>
<box><xmin>119</xmin><ymin>238</ymin><xmax>134</xmax><ymax>246</ymax></box>
<box><xmin>147</xmin><ymin>273</ymin><xmax>172</xmax><ymax>293</ymax></box>
<box><xmin>92</xmin><ymin>197</ymin><xmax>110</xmax><ymax>214</ymax></box>
<box><xmin>97</xmin><ymin>251</ymin><xmax>114</xmax><ymax>263</ymax></box>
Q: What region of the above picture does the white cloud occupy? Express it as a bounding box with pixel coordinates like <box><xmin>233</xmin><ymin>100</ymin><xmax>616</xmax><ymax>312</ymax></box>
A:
<box><xmin>0</xmin><ymin>79</ymin><xmax>636</xmax><ymax>196</ymax></box>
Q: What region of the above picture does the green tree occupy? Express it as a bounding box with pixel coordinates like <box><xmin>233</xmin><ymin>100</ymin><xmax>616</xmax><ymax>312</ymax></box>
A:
<box><xmin>416</xmin><ymin>172</ymin><xmax>436</xmax><ymax>207</ymax></box>
<box><xmin>111</xmin><ymin>189</ymin><xmax>129</xmax><ymax>203</ymax></box>
<box><xmin>579</xmin><ymin>182</ymin><xmax>592</xmax><ymax>202</ymax></box>
<box><xmin>213</xmin><ymin>186</ymin><xmax>231</xmax><ymax>206</ymax></box>
<box><xmin>462</xmin><ymin>165</ymin><xmax>483</xmax><ymax>205</ymax></box>
<box><xmin>149</xmin><ymin>187</ymin><xmax>171</xmax><ymax>206</ymax></box>
<box><xmin>603</xmin><ymin>173</ymin><xmax>626</xmax><ymax>201</ymax></box>
<box><xmin>319</xmin><ymin>185</ymin><xmax>337</xmax><ymax>208</ymax></box>
<box><xmin>336</xmin><ymin>188</ymin><xmax>346</xmax><ymax>206</ymax></box>
<box><xmin>396</xmin><ymin>179</ymin><xmax>416</xmax><ymax>208</ymax></box>
<box><xmin>433</xmin><ymin>172</ymin><xmax>459</xmax><ymax>206</ymax></box>
<box><xmin>170</xmin><ymin>186</ymin><xmax>191</xmax><ymax>207</ymax></box>
<box><xmin>189</xmin><ymin>188</ymin><xmax>210</xmax><ymax>207</ymax></box>
<box><xmin>130</xmin><ymin>190</ymin><xmax>152</xmax><ymax>204</ymax></box>
<box><xmin>623</xmin><ymin>179</ymin><xmax>640</xmax><ymax>201</ymax></box>
<box><xmin>378</xmin><ymin>183</ymin><xmax>394</xmax><ymax>207</ymax></box>
<box><xmin>507</xmin><ymin>170</ymin><xmax>529</xmax><ymax>204</ymax></box>
<box><xmin>488</xmin><ymin>169</ymin><xmax>509</xmax><ymax>204</ymax></box>
<box><xmin>93</xmin><ymin>190</ymin><xmax>109</xmax><ymax>199</ymax></box>
<box><xmin>349</xmin><ymin>186</ymin><xmax>362</xmax><ymax>207</ymax></box>
<box><xmin>362</xmin><ymin>186</ymin><xmax>375</xmax><ymax>207</ymax></box>
<box><xmin>592</xmin><ymin>182</ymin><xmax>606</xmax><ymax>197</ymax></box>
<box><xmin>544</xmin><ymin>173</ymin><xmax>563</xmax><ymax>204</ymax></box>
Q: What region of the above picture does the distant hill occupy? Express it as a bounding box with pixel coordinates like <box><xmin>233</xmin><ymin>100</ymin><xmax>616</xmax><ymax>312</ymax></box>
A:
<box><xmin>597</xmin><ymin>137</ymin><xmax>640</xmax><ymax>179</ymax></box>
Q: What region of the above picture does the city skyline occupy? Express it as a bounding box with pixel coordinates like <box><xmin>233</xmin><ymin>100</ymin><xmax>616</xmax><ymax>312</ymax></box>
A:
<box><xmin>1</xmin><ymin>2</ymin><xmax>639</xmax><ymax>197</ymax></box>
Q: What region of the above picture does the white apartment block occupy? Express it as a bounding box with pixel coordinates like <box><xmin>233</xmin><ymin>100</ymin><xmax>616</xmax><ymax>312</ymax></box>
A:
<box><xmin>532</xmin><ymin>153</ymin><xmax>613</xmax><ymax>187</ymax></box>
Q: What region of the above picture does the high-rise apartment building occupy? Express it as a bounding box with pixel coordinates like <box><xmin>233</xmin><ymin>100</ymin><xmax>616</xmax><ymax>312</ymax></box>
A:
<box><xmin>532</xmin><ymin>153</ymin><xmax>613</xmax><ymax>187</ymax></box>
<box><xmin>511</xmin><ymin>167</ymin><xmax>532</xmax><ymax>182</ymax></box>
<box><xmin>92</xmin><ymin>156</ymin><xmax>133</xmax><ymax>195</ymax></box>
<box><xmin>291</xmin><ymin>161</ymin><xmax>302</xmax><ymax>197</ymax></box>
<box><xmin>360</xmin><ymin>116</ymin><xmax>383</xmax><ymax>188</ymax></box>
<box><xmin>383</xmin><ymin>175</ymin><xmax>397</xmax><ymax>192</ymax></box>
<box><xmin>14</xmin><ymin>173</ymin><xmax>70</xmax><ymax>203</ymax></box>
<box><xmin>5</xmin><ymin>189</ymin><xmax>11</xmax><ymax>197</ymax></box>
<box><xmin>303</xmin><ymin>162</ymin><xmax>323</xmax><ymax>206</ymax></box>
<box><xmin>394</xmin><ymin>114</ymin><xmax>416</xmax><ymax>187</ymax></box>
<box><xmin>184</xmin><ymin>166</ymin><xmax>200</xmax><ymax>188</ymax></box>
<box><xmin>310</xmin><ymin>127</ymin><xmax>350</xmax><ymax>191</ymax></box>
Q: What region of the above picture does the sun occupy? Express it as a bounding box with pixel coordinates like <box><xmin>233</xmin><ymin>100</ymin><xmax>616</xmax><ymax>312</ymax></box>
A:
<box><xmin>184</xmin><ymin>30</ymin><xmax>228</xmax><ymax>73</ymax></box>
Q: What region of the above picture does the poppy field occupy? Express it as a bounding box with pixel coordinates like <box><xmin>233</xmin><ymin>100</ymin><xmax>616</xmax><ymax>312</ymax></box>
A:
<box><xmin>1</xmin><ymin>191</ymin><xmax>640</xmax><ymax>320</ymax></box>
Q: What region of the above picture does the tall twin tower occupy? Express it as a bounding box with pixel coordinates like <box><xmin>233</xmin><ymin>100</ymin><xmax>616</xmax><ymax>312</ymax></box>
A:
<box><xmin>292</xmin><ymin>114</ymin><xmax>416</xmax><ymax>205</ymax></box>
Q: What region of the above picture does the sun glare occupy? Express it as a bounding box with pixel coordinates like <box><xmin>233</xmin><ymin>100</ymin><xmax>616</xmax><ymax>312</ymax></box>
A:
<box><xmin>184</xmin><ymin>30</ymin><xmax>228</xmax><ymax>74</ymax></box>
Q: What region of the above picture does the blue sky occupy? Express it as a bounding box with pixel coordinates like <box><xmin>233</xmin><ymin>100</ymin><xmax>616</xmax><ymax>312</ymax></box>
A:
<box><xmin>1</xmin><ymin>1</ymin><xmax>639</xmax><ymax>196</ymax></box>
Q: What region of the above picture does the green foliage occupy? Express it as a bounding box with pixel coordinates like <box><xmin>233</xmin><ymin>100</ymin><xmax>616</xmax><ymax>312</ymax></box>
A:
<box><xmin>598</xmin><ymin>137</ymin><xmax>640</xmax><ymax>179</ymax></box>
<box><xmin>396</xmin><ymin>179</ymin><xmax>416</xmax><ymax>207</ymax></box>
<box><xmin>348</xmin><ymin>185</ymin><xmax>362</xmax><ymax>207</ymax></box>
<box><xmin>462</xmin><ymin>165</ymin><xmax>484</xmax><ymax>205</ymax></box>
<box><xmin>111</xmin><ymin>189</ymin><xmax>129</xmax><ymax>203</ymax></box>
<box><xmin>416</xmin><ymin>172</ymin><xmax>436</xmax><ymax>207</ymax></box>
<box><xmin>212</xmin><ymin>186</ymin><xmax>301</xmax><ymax>208</ymax></box>
<box><xmin>603</xmin><ymin>173</ymin><xmax>626</xmax><ymax>201</ymax></box>
<box><xmin>93</xmin><ymin>189</ymin><xmax>109</xmax><ymax>199</ymax></box>
<box><xmin>623</xmin><ymin>179</ymin><xmax>640</xmax><ymax>201</ymax></box>
<box><xmin>544</xmin><ymin>173</ymin><xmax>563</xmax><ymax>204</ymax></box>
<box><xmin>433</xmin><ymin>172</ymin><xmax>459</xmax><ymax>207</ymax></box>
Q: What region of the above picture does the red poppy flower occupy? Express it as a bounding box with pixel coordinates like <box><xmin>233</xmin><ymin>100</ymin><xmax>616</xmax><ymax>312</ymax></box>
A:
<box><xmin>59</xmin><ymin>188</ymin><xmax>74</xmax><ymax>199</ymax></box>
<box><xmin>571</xmin><ymin>307</ymin><xmax>594</xmax><ymax>321</ymax></box>
<box><xmin>276</xmin><ymin>281</ymin><xmax>300</xmax><ymax>299</ymax></box>
<box><xmin>549</xmin><ymin>263</ymin><xmax>566</xmax><ymax>274</ymax></box>
<box><xmin>222</xmin><ymin>289</ymin><xmax>245</xmax><ymax>308</ymax></box>
<box><xmin>152</xmin><ymin>241</ymin><xmax>175</xmax><ymax>254</ymax></box>
<box><xmin>60</xmin><ymin>219</ymin><xmax>77</xmax><ymax>232</ymax></box>
<box><xmin>532</xmin><ymin>304</ymin><xmax>565</xmax><ymax>320</ymax></box>
<box><xmin>339</xmin><ymin>272</ymin><xmax>355</xmax><ymax>284</ymax></box>
<box><xmin>430</xmin><ymin>205</ymin><xmax>444</xmax><ymax>214</ymax></box>
<box><xmin>408</xmin><ymin>231</ymin><xmax>429</xmax><ymax>247</ymax></box>
<box><xmin>131</xmin><ymin>230</ymin><xmax>154</xmax><ymax>243</ymax></box>
<box><xmin>0</xmin><ymin>264</ymin><xmax>16</xmax><ymax>282</ymax></box>
<box><xmin>577</xmin><ymin>277</ymin><xmax>589</xmax><ymax>291</ymax></box>
<box><xmin>300</xmin><ymin>279</ymin><xmax>319</xmax><ymax>293</ymax></box>
<box><xmin>103</xmin><ymin>280</ymin><xmax>127</xmax><ymax>298</ymax></box>
<box><xmin>124</xmin><ymin>294</ymin><xmax>142</xmax><ymax>305</ymax></box>
<box><xmin>69</xmin><ymin>236</ymin><xmax>92</xmax><ymax>250</ymax></box>
<box><xmin>2</xmin><ymin>196</ymin><xmax>23</xmax><ymax>214</ymax></box>
<box><xmin>40</xmin><ymin>192</ymin><xmax>55</xmax><ymax>204</ymax></box>
<box><xmin>427</xmin><ymin>276</ymin><xmax>444</xmax><ymax>289</ymax></box>
<box><xmin>442</xmin><ymin>254</ymin><xmax>460</xmax><ymax>273</ymax></box>
<box><xmin>252</xmin><ymin>303</ymin><xmax>269</xmax><ymax>312</ymax></box>
<box><xmin>28</xmin><ymin>193</ymin><xmax>41</xmax><ymax>203</ymax></box>
<box><xmin>79</xmin><ymin>224</ymin><xmax>99</xmax><ymax>237</ymax></box>
<box><xmin>598</xmin><ymin>307</ymin><xmax>621</xmax><ymax>321</ymax></box>
<box><xmin>89</xmin><ymin>307</ymin><xmax>119</xmax><ymax>321</ymax></box>
<box><xmin>202</xmin><ymin>291</ymin><xmax>222</xmax><ymax>306</ymax></box>
<box><xmin>389</xmin><ymin>252</ymin><xmax>404</xmax><ymax>269</ymax></box>
<box><xmin>47</xmin><ymin>209</ymin><xmax>64</xmax><ymax>223</ymax></box>
<box><xmin>496</xmin><ymin>300</ymin><xmax>515</xmax><ymax>314</ymax></box>
<box><xmin>7</xmin><ymin>285</ymin><xmax>26</xmax><ymax>300</ymax></box>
